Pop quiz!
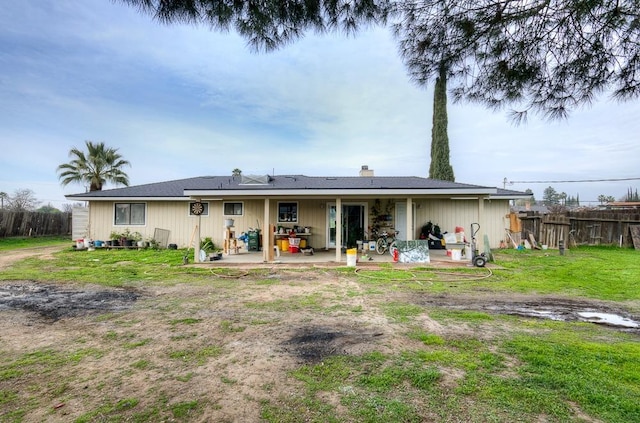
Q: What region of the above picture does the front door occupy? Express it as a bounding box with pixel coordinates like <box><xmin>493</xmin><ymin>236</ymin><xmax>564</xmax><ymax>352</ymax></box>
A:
<box><xmin>327</xmin><ymin>203</ymin><xmax>366</xmax><ymax>249</ymax></box>
<box><xmin>395</xmin><ymin>202</ymin><xmax>416</xmax><ymax>241</ymax></box>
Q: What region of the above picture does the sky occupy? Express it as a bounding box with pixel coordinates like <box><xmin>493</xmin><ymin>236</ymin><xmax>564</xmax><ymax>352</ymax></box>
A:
<box><xmin>1</xmin><ymin>0</ymin><xmax>639</xmax><ymax>209</ymax></box>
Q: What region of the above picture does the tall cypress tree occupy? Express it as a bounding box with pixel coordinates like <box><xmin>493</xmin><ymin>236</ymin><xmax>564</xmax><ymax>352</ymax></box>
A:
<box><xmin>429</xmin><ymin>65</ymin><xmax>455</xmax><ymax>181</ymax></box>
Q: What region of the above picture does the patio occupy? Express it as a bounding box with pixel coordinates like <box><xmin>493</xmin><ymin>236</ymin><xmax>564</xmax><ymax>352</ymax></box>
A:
<box><xmin>199</xmin><ymin>247</ymin><xmax>472</xmax><ymax>266</ymax></box>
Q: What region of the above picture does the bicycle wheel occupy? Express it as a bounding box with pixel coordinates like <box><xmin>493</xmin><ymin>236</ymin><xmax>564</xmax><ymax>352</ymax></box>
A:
<box><xmin>375</xmin><ymin>238</ymin><xmax>387</xmax><ymax>255</ymax></box>
<box><xmin>388</xmin><ymin>241</ymin><xmax>398</xmax><ymax>257</ymax></box>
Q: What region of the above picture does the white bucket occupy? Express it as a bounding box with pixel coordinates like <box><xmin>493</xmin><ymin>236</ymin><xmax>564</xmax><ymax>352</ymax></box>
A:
<box><xmin>369</xmin><ymin>241</ymin><xmax>376</xmax><ymax>251</ymax></box>
<box><xmin>346</xmin><ymin>248</ymin><xmax>357</xmax><ymax>267</ymax></box>
<box><xmin>224</xmin><ymin>218</ymin><xmax>234</xmax><ymax>228</ymax></box>
<box><xmin>451</xmin><ymin>249</ymin><xmax>462</xmax><ymax>261</ymax></box>
<box><xmin>76</xmin><ymin>239</ymin><xmax>84</xmax><ymax>249</ymax></box>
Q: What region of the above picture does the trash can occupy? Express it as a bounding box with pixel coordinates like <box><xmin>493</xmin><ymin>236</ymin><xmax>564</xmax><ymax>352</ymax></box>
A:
<box><xmin>248</xmin><ymin>230</ymin><xmax>260</xmax><ymax>251</ymax></box>
<box><xmin>346</xmin><ymin>248</ymin><xmax>357</xmax><ymax>267</ymax></box>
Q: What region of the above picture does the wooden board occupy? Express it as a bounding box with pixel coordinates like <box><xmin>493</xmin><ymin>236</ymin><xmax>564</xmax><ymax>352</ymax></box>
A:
<box><xmin>630</xmin><ymin>225</ymin><xmax>640</xmax><ymax>250</ymax></box>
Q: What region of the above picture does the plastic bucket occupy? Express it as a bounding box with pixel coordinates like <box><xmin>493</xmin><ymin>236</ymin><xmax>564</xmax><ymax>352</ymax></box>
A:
<box><xmin>451</xmin><ymin>249</ymin><xmax>462</xmax><ymax>261</ymax></box>
<box><xmin>281</xmin><ymin>238</ymin><xmax>290</xmax><ymax>251</ymax></box>
<box><xmin>346</xmin><ymin>248</ymin><xmax>357</xmax><ymax>267</ymax></box>
<box><xmin>299</xmin><ymin>239</ymin><xmax>307</xmax><ymax>248</ymax></box>
<box><xmin>224</xmin><ymin>218</ymin><xmax>234</xmax><ymax>228</ymax></box>
<box><xmin>76</xmin><ymin>239</ymin><xmax>84</xmax><ymax>249</ymax></box>
<box><xmin>288</xmin><ymin>237</ymin><xmax>301</xmax><ymax>246</ymax></box>
<box><xmin>369</xmin><ymin>241</ymin><xmax>376</xmax><ymax>251</ymax></box>
<box><xmin>289</xmin><ymin>245</ymin><xmax>299</xmax><ymax>253</ymax></box>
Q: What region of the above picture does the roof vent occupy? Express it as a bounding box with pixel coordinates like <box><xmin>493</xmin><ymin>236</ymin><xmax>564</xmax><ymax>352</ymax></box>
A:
<box><xmin>240</xmin><ymin>174</ymin><xmax>271</xmax><ymax>185</ymax></box>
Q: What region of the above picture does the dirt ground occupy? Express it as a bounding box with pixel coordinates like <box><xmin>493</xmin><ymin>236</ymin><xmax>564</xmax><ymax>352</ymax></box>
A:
<box><xmin>1</xmin><ymin>247</ymin><xmax>638</xmax><ymax>422</ymax></box>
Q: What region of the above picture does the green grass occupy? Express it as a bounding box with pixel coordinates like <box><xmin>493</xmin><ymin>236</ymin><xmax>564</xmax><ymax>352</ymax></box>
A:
<box><xmin>269</xmin><ymin>323</ymin><xmax>640</xmax><ymax>423</ymax></box>
<box><xmin>168</xmin><ymin>345</ymin><xmax>223</xmax><ymax>365</ymax></box>
<box><xmin>0</xmin><ymin>246</ymin><xmax>208</xmax><ymax>286</ymax></box>
<box><xmin>490</xmin><ymin>246</ymin><xmax>640</xmax><ymax>301</ymax></box>
<box><xmin>354</xmin><ymin>246</ymin><xmax>640</xmax><ymax>303</ymax></box>
<box><xmin>0</xmin><ymin>236</ymin><xmax>69</xmax><ymax>251</ymax></box>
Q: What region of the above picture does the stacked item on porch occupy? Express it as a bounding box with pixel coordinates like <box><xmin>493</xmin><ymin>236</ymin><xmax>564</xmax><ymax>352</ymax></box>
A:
<box><xmin>420</xmin><ymin>221</ymin><xmax>444</xmax><ymax>249</ymax></box>
<box><xmin>288</xmin><ymin>237</ymin><xmax>301</xmax><ymax>253</ymax></box>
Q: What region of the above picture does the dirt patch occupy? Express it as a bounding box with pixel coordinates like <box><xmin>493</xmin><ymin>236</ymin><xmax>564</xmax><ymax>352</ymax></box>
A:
<box><xmin>0</xmin><ymin>282</ymin><xmax>140</xmax><ymax>320</ymax></box>
<box><xmin>0</xmin><ymin>245</ymin><xmax>63</xmax><ymax>269</ymax></box>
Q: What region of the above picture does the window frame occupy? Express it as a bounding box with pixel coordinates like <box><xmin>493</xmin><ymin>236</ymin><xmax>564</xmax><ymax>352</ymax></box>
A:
<box><xmin>223</xmin><ymin>201</ymin><xmax>244</xmax><ymax>216</ymax></box>
<box><xmin>277</xmin><ymin>201</ymin><xmax>298</xmax><ymax>223</ymax></box>
<box><xmin>114</xmin><ymin>202</ymin><xmax>147</xmax><ymax>226</ymax></box>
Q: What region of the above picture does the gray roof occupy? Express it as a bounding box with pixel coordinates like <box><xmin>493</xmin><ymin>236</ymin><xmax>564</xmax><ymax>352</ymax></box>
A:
<box><xmin>66</xmin><ymin>175</ymin><xmax>523</xmax><ymax>199</ymax></box>
<box><xmin>494</xmin><ymin>188</ymin><xmax>535</xmax><ymax>198</ymax></box>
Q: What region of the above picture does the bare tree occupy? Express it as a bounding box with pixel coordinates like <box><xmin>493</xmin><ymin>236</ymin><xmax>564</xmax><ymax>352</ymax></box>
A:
<box><xmin>61</xmin><ymin>202</ymin><xmax>84</xmax><ymax>213</ymax></box>
<box><xmin>7</xmin><ymin>189</ymin><xmax>40</xmax><ymax>212</ymax></box>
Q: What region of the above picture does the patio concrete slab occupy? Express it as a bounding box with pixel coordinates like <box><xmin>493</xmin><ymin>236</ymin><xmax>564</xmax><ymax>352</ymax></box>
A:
<box><xmin>196</xmin><ymin>248</ymin><xmax>473</xmax><ymax>267</ymax></box>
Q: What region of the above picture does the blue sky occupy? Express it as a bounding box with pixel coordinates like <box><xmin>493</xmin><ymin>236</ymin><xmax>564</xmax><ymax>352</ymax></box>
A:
<box><xmin>1</xmin><ymin>0</ymin><xmax>639</xmax><ymax>208</ymax></box>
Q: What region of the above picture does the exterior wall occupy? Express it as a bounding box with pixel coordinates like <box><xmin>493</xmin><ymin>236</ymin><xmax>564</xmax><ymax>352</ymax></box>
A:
<box><xmin>87</xmin><ymin>197</ymin><xmax>510</xmax><ymax>250</ymax></box>
<box><xmin>88</xmin><ymin>199</ymin><xmax>331</xmax><ymax>250</ymax></box>
<box><xmin>413</xmin><ymin>198</ymin><xmax>509</xmax><ymax>248</ymax></box>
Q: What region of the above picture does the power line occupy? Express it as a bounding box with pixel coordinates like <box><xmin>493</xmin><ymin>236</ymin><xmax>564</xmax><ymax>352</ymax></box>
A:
<box><xmin>503</xmin><ymin>176</ymin><xmax>640</xmax><ymax>187</ymax></box>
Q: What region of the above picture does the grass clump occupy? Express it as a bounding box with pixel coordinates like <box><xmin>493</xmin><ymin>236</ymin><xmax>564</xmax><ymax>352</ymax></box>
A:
<box><xmin>168</xmin><ymin>345</ymin><xmax>222</xmax><ymax>365</ymax></box>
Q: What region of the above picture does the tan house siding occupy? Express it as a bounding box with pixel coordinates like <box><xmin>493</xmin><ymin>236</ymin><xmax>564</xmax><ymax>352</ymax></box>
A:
<box><xmin>413</xmin><ymin>198</ymin><xmax>508</xmax><ymax>247</ymax></box>
<box><xmin>87</xmin><ymin>196</ymin><xmax>511</xmax><ymax>250</ymax></box>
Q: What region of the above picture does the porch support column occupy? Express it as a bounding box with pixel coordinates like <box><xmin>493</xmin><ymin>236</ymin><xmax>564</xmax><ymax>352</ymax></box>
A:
<box><xmin>477</xmin><ymin>196</ymin><xmax>485</xmax><ymax>249</ymax></box>
<box><xmin>335</xmin><ymin>197</ymin><xmax>342</xmax><ymax>262</ymax></box>
<box><xmin>263</xmin><ymin>198</ymin><xmax>271</xmax><ymax>262</ymax></box>
<box><xmin>406</xmin><ymin>197</ymin><xmax>413</xmax><ymax>240</ymax></box>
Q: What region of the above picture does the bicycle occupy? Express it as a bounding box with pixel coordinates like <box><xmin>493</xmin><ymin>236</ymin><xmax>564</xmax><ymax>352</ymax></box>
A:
<box><xmin>375</xmin><ymin>229</ymin><xmax>398</xmax><ymax>256</ymax></box>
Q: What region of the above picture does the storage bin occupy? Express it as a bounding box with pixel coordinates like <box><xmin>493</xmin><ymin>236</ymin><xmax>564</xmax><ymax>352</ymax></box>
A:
<box><xmin>281</xmin><ymin>238</ymin><xmax>290</xmax><ymax>251</ymax></box>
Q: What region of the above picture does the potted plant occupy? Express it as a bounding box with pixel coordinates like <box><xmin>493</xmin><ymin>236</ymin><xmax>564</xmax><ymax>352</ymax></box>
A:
<box><xmin>200</xmin><ymin>237</ymin><xmax>221</xmax><ymax>260</ymax></box>
<box><xmin>148</xmin><ymin>237</ymin><xmax>159</xmax><ymax>249</ymax></box>
<box><xmin>109</xmin><ymin>231</ymin><xmax>121</xmax><ymax>247</ymax></box>
<box><xmin>120</xmin><ymin>228</ymin><xmax>133</xmax><ymax>248</ymax></box>
<box><xmin>131</xmin><ymin>231</ymin><xmax>145</xmax><ymax>248</ymax></box>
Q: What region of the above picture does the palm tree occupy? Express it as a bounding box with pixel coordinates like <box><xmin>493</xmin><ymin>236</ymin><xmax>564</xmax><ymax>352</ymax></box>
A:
<box><xmin>57</xmin><ymin>141</ymin><xmax>131</xmax><ymax>191</ymax></box>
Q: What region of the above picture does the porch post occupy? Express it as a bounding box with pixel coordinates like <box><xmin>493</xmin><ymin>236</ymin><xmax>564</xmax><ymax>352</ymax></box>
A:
<box><xmin>477</xmin><ymin>196</ymin><xmax>485</xmax><ymax>248</ymax></box>
<box><xmin>335</xmin><ymin>197</ymin><xmax>342</xmax><ymax>262</ymax></box>
<box><xmin>406</xmin><ymin>197</ymin><xmax>413</xmax><ymax>240</ymax></box>
<box><xmin>263</xmin><ymin>198</ymin><xmax>271</xmax><ymax>262</ymax></box>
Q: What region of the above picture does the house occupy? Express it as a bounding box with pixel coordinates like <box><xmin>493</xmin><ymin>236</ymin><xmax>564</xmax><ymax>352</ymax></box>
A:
<box><xmin>66</xmin><ymin>166</ymin><xmax>530</xmax><ymax>262</ymax></box>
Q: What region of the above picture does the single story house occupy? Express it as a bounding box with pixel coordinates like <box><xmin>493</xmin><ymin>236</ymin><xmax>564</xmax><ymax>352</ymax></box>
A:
<box><xmin>67</xmin><ymin>167</ymin><xmax>530</xmax><ymax>262</ymax></box>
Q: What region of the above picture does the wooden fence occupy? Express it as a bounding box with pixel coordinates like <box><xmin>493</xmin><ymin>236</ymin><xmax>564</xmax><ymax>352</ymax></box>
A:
<box><xmin>0</xmin><ymin>210</ymin><xmax>72</xmax><ymax>238</ymax></box>
<box><xmin>515</xmin><ymin>209</ymin><xmax>640</xmax><ymax>248</ymax></box>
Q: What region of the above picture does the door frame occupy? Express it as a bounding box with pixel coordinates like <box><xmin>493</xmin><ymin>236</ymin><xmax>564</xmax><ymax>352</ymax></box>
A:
<box><xmin>326</xmin><ymin>202</ymin><xmax>368</xmax><ymax>249</ymax></box>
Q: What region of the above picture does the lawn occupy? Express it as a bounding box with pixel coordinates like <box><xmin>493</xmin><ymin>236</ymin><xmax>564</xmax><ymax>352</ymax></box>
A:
<box><xmin>0</xmin><ymin>242</ymin><xmax>638</xmax><ymax>422</ymax></box>
<box><xmin>0</xmin><ymin>236</ymin><xmax>69</xmax><ymax>251</ymax></box>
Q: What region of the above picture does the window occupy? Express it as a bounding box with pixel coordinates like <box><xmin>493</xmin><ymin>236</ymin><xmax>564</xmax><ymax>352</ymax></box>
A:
<box><xmin>223</xmin><ymin>202</ymin><xmax>243</xmax><ymax>216</ymax></box>
<box><xmin>189</xmin><ymin>201</ymin><xmax>209</xmax><ymax>216</ymax></box>
<box><xmin>278</xmin><ymin>202</ymin><xmax>298</xmax><ymax>223</ymax></box>
<box><xmin>114</xmin><ymin>203</ymin><xmax>146</xmax><ymax>225</ymax></box>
